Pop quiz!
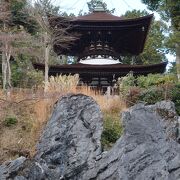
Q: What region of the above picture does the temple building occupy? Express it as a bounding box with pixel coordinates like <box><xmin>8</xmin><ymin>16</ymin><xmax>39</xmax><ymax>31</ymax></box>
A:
<box><xmin>33</xmin><ymin>1</ymin><xmax>167</xmax><ymax>91</ymax></box>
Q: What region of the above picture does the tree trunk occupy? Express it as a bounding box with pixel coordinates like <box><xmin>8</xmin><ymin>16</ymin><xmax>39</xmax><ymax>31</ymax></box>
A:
<box><xmin>6</xmin><ymin>53</ymin><xmax>11</xmax><ymax>88</ymax></box>
<box><xmin>44</xmin><ymin>32</ymin><xmax>50</xmax><ymax>92</ymax></box>
<box><xmin>4</xmin><ymin>39</ymin><xmax>12</xmax><ymax>90</ymax></box>
<box><xmin>2</xmin><ymin>52</ymin><xmax>7</xmax><ymax>90</ymax></box>
<box><xmin>176</xmin><ymin>44</ymin><xmax>180</xmax><ymax>81</ymax></box>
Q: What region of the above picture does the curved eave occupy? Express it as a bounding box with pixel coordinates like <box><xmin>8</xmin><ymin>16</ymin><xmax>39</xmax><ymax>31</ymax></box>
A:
<box><xmin>33</xmin><ymin>62</ymin><xmax>167</xmax><ymax>77</ymax></box>
<box><xmin>71</xmin><ymin>13</ymin><xmax>153</xmax><ymax>23</ymax></box>
<box><xmin>49</xmin><ymin>13</ymin><xmax>153</xmax><ymax>23</ymax></box>
<box><xmin>72</xmin><ymin>11</ymin><xmax>124</xmax><ymax>22</ymax></box>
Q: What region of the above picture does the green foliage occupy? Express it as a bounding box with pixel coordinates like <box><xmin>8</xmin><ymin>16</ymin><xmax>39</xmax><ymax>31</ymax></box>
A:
<box><xmin>123</xmin><ymin>9</ymin><xmax>168</xmax><ymax>64</ymax></box>
<box><xmin>26</xmin><ymin>70</ymin><xmax>44</xmax><ymax>88</ymax></box>
<box><xmin>78</xmin><ymin>0</ymin><xmax>115</xmax><ymax>16</ymax></box>
<box><xmin>141</xmin><ymin>0</ymin><xmax>162</xmax><ymax>11</ymax></box>
<box><xmin>139</xmin><ymin>87</ymin><xmax>164</xmax><ymax>104</ymax></box>
<box><xmin>123</xmin><ymin>9</ymin><xmax>149</xmax><ymax>18</ymax></box>
<box><xmin>86</xmin><ymin>0</ymin><xmax>115</xmax><ymax>14</ymax></box>
<box><xmin>141</xmin><ymin>0</ymin><xmax>180</xmax><ymax>30</ymax></box>
<box><xmin>141</xmin><ymin>0</ymin><xmax>180</xmax><ymax>57</ymax></box>
<box><xmin>34</xmin><ymin>0</ymin><xmax>60</xmax><ymax>15</ymax></box>
<box><xmin>118</xmin><ymin>73</ymin><xmax>179</xmax><ymax>112</ymax></box>
<box><xmin>168</xmin><ymin>62</ymin><xmax>177</xmax><ymax>74</ymax></box>
<box><xmin>118</xmin><ymin>73</ymin><xmax>139</xmax><ymax>106</ymax></box>
<box><xmin>101</xmin><ymin>113</ymin><xmax>123</xmax><ymax>150</ymax></box>
<box><xmin>3</xmin><ymin>116</ymin><xmax>18</xmax><ymax>127</ymax></box>
<box><xmin>60</xmin><ymin>12</ymin><xmax>76</xmax><ymax>18</ymax></box>
<box><xmin>165</xmin><ymin>31</ymin><xmax>180</xmax><ymax>54</ymax></box>
<box><xmin>118</xmin><ymin>72</ymin><xmax>136</xmax><ymax>92</ymax></box>
<box><xmin>11</xmin><ymin>54</ymin><xmax>44</xmax><ymax>88</ymax></box>
<box><xmin>137</xmin><ymin>73</ymin><xmax>177</xmax><ymax>88</ymax></box>
<box><xmin>8</xmin><ymin>0</ymin><xmax>39</xmax><ymax>34</ymax></box>
<box><xmin>171</xmin><ymin>83</ymin><xmax>180</xmax><ymax>115</ymax></box>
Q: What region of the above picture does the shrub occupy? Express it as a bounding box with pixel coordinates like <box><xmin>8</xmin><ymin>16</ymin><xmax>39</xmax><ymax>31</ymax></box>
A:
<box><xmin>124</xmin><ymin>86</ymin><xmax>141</xmax><ymax>107</ymax></box>
<box><xmin>11</xmin><ymin>54</ymin><xmax>44</xmax><ymax>88</ymax></box>
<box><xmin>101</xmin><ymin>113</ymin><xmax>123</xmax><ymax>150</ymax></box>
<box><xmin>137</xmin><ymin>73</ymin><xmax>177</xmax><ymax>88</ymax></box>
<box><xmin>12</xmin><ymin>64</ymin><xmax>44</xmax><ymax>88</ymax></box>
<box><xmin>118</xmin><ymin>73</ymin><xmax>178</xmax><ymax>108</ymax></box>
<box><xmin>171</xmin><ymin>83</ymin><xmax>180</xmax><ymax>115</ymax></box>
<box><xmin>118</xmin><ymin>72</ymin><xmax>136</xmax><ymax>94</ymax></box>
<box><xmin>139</xmin><ymin>87</ymin><xmax>164</xmax><ymax>105</ymax></box>
<box><xmin>25</xmin><ymin>70</ymin><xmax>44</xmax><ymax>88</ymax></box>
<box><xmin>3</xmin><ymin>116</ymin><xmax>18</xmax><ymax>127</ymax></box>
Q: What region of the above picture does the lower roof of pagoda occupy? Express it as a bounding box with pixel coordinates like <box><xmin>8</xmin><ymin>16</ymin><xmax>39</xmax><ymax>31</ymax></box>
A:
<box><xmin>51</xmin><ymin>14</ymin><xmax>153</xmax><ymax>58</ymax></box>
<box><xmin>33</xmin><ymin>62</ymin><xmax>167</xmax><ymax>78</ymax></box>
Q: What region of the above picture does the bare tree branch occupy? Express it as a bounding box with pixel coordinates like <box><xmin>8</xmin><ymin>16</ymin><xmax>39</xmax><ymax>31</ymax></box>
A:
<box><xmin>29</xmin><ymin>0</ymin><xmax>79</xmax><ymax>91</ymax></box>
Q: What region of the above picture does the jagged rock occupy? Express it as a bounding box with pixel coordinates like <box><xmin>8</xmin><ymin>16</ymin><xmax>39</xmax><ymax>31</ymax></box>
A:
<box><xmin>155</xmin><ymin>101</ymin><xmax>179</xmax><ymax>141</ymax></box>
<box><xmin>0</xmin><ymin>95</ymin><xmax>180</xmax><ymax>180</ymax></box>
<box><xmin>0</xmin><ymin>157</ymin><xmax>26</xmax><ymax>180</ymax></box>
<box><xmin>27</xmin><ymin>94</ymin><xmax>103</xmax><ymax>179</ymax></box>
<box><xmin>85</xmin><ymin>102</ymin><xmax>180</xmax><ymax>180</ymax></box>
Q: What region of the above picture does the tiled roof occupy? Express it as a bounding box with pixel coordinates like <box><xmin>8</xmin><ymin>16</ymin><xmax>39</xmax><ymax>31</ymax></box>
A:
<box><xmin>72</xmin><ymin>12</ymin><xmax>124</xmax><ymax>22</ymax></box>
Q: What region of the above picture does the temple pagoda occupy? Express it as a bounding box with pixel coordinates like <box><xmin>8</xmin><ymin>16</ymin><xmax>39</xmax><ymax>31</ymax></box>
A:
<box><xmin>34</xmin><ymin>1</ymin><xmax>167</xmax><ymax>90</ymax></box>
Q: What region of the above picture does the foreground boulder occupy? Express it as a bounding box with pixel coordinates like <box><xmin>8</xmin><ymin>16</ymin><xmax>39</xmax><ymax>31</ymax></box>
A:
<box><xmin>0</xmin><ymin>94</ymin><xmax>180</xmax><ymax>180</ymax></box>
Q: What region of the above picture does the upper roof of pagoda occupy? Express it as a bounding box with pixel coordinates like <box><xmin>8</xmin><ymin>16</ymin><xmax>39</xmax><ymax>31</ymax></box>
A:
<box><xmin>72</xmin><ymin>11</ymin><xmax>124</xmax><ymax>22</ymax></box>
<box><xmin>49</xmin><ymin>2</ymin><xmax>153</xmax><ymax>58</ymax></box>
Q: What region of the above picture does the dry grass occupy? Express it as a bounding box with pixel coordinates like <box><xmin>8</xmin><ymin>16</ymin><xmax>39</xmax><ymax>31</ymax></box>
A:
<box><xmin>46</xmin><ymin>74</ymin><xmax>79</xmax><ymax>93</ymax></box>
<box><xmin>0</xmin><ymin>89</ymin><xmax>57</xmax><ymax>163</ymax></box>
<box><xmin>0</xmin><ymin>75</ymin><xmax>126</xmax><ymax>163</ymax></box>
<box><xmin>75</xmin><ymin>85</ymin><xmax>126</xmax><ymax>113</ymax></box>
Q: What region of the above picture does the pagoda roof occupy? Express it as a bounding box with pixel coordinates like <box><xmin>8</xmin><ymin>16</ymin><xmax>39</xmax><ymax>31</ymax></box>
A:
<box><xmin>33</xmin><ymin>62</ymin><xmax>167</xmax><ymax>77</ymax></box>
<box><xmin>72</xmin><ymin>11</ymin><xmax>124</xmax><ymax>22</ymax></box>
<box><xmin>51</xmin><ymin>12</ymin><xmax>153</xmax><ymax>58</ymax></box>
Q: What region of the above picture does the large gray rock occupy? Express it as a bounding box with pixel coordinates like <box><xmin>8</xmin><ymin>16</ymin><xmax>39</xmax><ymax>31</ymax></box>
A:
<box><xmin>85</xmin><ymin>102</ymin><xmax>180</xmax><ymax>180</ymax></box>
<box><xmin>0</xmin><ymin>95</ymin><xmax>180</xmax><ymax>180</ymax></box>
<box><xmin>0</xmin><ymin>157</ymin><xmax>26</xmax><ymax>180</ymax></box>
<box><xmin>28</xmin><ymin>94</ymin><xmax>103</xmax><ymax>179</ymax></box>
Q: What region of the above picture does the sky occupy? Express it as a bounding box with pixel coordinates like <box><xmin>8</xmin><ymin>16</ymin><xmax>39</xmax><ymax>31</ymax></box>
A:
<box><xmin>55</xmin><ymin>0</ymin><xmax>150</xmax><ymax>16</ymax></box>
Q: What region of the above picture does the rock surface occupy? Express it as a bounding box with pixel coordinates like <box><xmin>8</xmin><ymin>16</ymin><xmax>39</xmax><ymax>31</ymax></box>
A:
<box><xmin>0</xmin><ymin>157</ymin><xmax>26</xmax><ymax>180</ymax></box>
<box><xmin>28</xmin><ymin>94</ymin><xmax>103</xmax><ymax>180</ymax></box>
<box><xmin>0</xmin><ymin>94</ymin><xmax>180</xmax><ymax>180</ymax></box>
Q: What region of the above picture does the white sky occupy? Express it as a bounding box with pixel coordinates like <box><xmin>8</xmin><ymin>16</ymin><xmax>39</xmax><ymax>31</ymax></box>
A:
<box><xmin>54</xmin><ymin>0</ymin><xmax>150</xmax><ymax>16</ymax></box>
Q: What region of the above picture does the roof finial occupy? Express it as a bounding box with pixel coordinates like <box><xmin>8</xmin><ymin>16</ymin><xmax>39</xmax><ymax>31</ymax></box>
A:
<box><xmin>94</xmin><ymin>0</ymin><xmax>105</xmax><ymax>12</ymax></box>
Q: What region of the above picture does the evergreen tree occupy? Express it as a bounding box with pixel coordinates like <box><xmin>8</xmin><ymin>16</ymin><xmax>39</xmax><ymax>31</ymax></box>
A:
<box><xmin>123</xmin><ymin>10</ymin><xmax>168</xmax><ymax>64</ymax></box>
<box><xmin>141</xmin><ymin>0</ymin><xmax>180</xmax><ymax>79</ymax></box>
<box><xmin>0</xmin><ymin>0</ymin><xmax>29</xmax><ymax>90</ymax></box>
<box><xmin>10</xmin><ymin>0</ymin><xmax>38</xmax><ymax>34</ymax></box>
<box><xmin>78</xmin><ymin>0</ymin><xmax>115</xmax><ymax>15</ymax></box>
<box><xmin>87</xmin><ymin>0</ymin><xmax>115</xmax><ymax>13</ymax></box>
<box><xmin>34</xmin><ymin>0</ymin><xmax>60</xmax><ymax>15</ymax></box>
